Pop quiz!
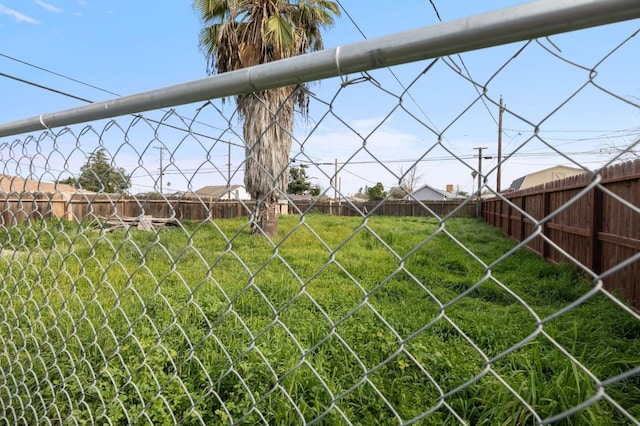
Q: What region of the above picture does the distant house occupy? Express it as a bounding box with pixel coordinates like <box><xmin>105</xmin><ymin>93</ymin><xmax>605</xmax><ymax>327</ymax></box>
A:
<box><xmin>508</xmin><ymin>165</ymin><xmax>587</xmax><ymax>191</ymax></box>
<box><xmin>189</xmin><ymin>185</ymin><xmax>251</xmax><ymax>200</ymax></box>
<box><xmin>346</xmin><ymin>196</ymin><xmax>368</xmax><ymax>203</ymax></box>
<box><xmin>0</xmin><ymin>174</ymin><xmax>84</xmax><ymax>199</ymax></box>
<box><xmin>409</xmin><ymin>184</ymin><xmax>466</xmax><ymax>201</ymax></box>
<box><xmin>0</xmin><ymin>175</ymin><xmax>96</xmax><ymax>222</ymax></box>
<box><xmin>286</xmin><ymin>194</ymin><xmax>313</xmax><ymax>202</ymax></box>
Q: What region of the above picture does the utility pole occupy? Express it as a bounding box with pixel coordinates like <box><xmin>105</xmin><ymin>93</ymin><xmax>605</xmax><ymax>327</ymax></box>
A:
<box><xmin>497</xmin><ymin>96</ymin><xmax>504</xmax><ymax>193</ymax></box>
<box><xmin>474</xmin><ymin>147</ymin><xmax>489</xmax><ymax>196</ymax></box>
<box><xmin>154</xmin><ymin>146</ymin><xmax>164</xmax><ymax>194</ymax></box>
<box><xmin>474</xmin><ymin>146</ymin><xmax>489</xmax><ymax>217</ymax></box>
<box><xmin>334</xmin><ymin>158</ymin><xmax>338</xmax><ymax>200</ymax></box>
<box><xmin>227</xmin><ymin>142</ymin><xmax>232</xmax><ymax>198</ymax></box>
<box><xmin>227</xmin><ymin>142</ymin><xmax>231</xmax><ymax>185</ymax></box>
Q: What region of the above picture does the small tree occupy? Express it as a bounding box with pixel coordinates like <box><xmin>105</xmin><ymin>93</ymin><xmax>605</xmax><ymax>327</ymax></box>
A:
<box><xmin>287</xmin><ymin>165</ymin><xmax>319</xmax><ymax>195</ymax></box>
<box><xmin>76</xmin><ymin>149</ymin><xmax>131</xmax><ymax>194</ymax></box>
<box><xmin>388</xmin><ymin>186</ymin><xmax>408</xmax><ymax>199</ymax></box>
<box><xmin>399</xmin><ymin>165</ymin><xmax>422</xmax><ymax>194</ymax></box>
<box><xmin>601</xmin><ymin>139</ymin><xmax>640</xmax><ymax>162</ymax></box>
<box><xmin>57</xmin><ymin>176</ymin><xmax>78</xmax><ymax>187</ymax></box>
<box><xmin>367</xmin><ymin>182</ymin><xmax>387</xmax><ymax>201</ymax></box>
<box><xmin>353</xmin><ymin>186</ymin><xmax>368</xmax><ymax>199</ymax></box>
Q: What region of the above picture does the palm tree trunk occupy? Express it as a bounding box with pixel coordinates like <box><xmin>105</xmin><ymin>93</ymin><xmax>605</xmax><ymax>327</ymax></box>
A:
<box><xmin>239</xmin><ymin>89</ymin><xmax>295</xmax><ymax>237</ymax></box>
<box><xmin>253</xmin><ymin>199</ymin><xmax>280</xmax><ymax>236</ymax></box>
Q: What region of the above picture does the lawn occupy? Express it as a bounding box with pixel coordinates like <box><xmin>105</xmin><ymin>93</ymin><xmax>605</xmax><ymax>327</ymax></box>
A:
<box><xmin>0</xmin><ymin>214</ymin><xmax>638</xmax><ymax>425</ymax></box>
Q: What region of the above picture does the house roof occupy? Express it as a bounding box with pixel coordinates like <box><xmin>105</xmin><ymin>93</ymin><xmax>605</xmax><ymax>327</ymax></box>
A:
<box><xmin>0</xmin><ymin>175</ymin><xmax>80</xmax><ymax>194</ymax></box>
<box><xmin>286</xmin><ymin>194</ymin><xmax>312</xmax><ymax>201</ymax></box>
<box><xmin>508</xmin><ymin>165</ymin><xmax>586</xmax><ymax>191</ymax></box>
<box><xmin>347</xmin><ymin>196</ymin><xmax>368</xmax><ymax>202</ymax></box>
<box><xmin>192</xmin><ymin>185</ymin><xmax>245</xmax><ymax>198</ymax></box>
<box><xmin>410</xmin><ymin>184</ymin><xmax>465</xmax><ymax>200</ymax></box>
<box><xmin>508</xmin><ymin>175</ymin><xmax>527</xmax><ymax>192</ymax></box>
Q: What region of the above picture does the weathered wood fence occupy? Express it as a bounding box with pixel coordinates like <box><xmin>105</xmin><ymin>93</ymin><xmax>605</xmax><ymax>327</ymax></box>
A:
<box><xmin>291</xmin><ymin>199</ymin><xmax>474</xmax><ymax>217</ymax></box>
<box><xmin>3</xmin><ymin>163</ymin><xmax>636</xmax><ymax>307</ymax></box>
<box><xmin>0</xmin><ymin>194</ymin><xmax>474</xmax><ymax>227</ymax></box>
<box><xmin>483</xmin><ymin>159</ymin><xmax>640</xmax><ymax>306</ymax></box>
<box><xmin>2</xmin><ymin>166</ymin><xmax>637</xmax><ymax>307</ymax></box>
<box><xmin>66</xmin><ymin>195</ymin><xmax>261</xmax><ymax>222</ymax></box>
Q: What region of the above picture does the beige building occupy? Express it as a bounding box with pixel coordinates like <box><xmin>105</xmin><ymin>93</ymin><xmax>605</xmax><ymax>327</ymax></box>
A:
<box><xmin>508</xmin><ymin>165</ymin><xmax>587</xmax><ymax>191</ymax></box>
<box><xmin>0</xmin><ymin>175</ymin><xmax>94</xmax><ymax>222</ymax></box>
<box><xmin>0</xmin><ymin>175</ymin><xmax>78</xmax><ymax>195</ymax></box>
<box><xmin>188</xmin><ymin>185</ymin><xmax>252</xmax><ymax>200</ymax></box>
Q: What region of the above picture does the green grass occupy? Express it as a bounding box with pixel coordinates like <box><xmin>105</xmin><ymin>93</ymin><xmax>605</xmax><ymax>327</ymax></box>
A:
<box><xmin>0</xmin><ymin>214</ymin><xmax>638</xmax><ymax>425</ymax></box>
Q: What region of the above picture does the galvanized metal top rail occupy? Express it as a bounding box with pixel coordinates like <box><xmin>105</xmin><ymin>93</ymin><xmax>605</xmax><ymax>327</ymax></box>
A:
<box><xmin>0</xmin><ymin>0</ymin><xmax>638</xmax><ymax>138</ymax></box>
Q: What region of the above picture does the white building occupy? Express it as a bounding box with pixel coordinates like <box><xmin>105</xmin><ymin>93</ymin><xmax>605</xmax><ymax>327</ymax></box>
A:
<box><xmin>409</xmin><ymin>184</ymin><xmax>466</xmax><ymax>201</ymax></box>
<box><xmin>190</xmin><ymin>185</ymin><xmax>251</xmax><ymax>200</ymax></box>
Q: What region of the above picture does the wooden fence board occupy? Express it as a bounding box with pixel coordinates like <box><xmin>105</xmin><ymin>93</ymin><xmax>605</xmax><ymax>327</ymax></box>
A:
<box><xmin>483</xmin><ymin>159</ymin><xmax>640</xmax><ymax>307</ymax></box>
<box><xmin>0</xmin><ymin>196</ymin><xmax>476</xmax><ymax>226</ymax></box>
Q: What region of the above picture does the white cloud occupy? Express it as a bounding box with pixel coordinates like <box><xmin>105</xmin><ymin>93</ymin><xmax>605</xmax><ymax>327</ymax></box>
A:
<box><xmin>35</xmin><ymin>0</ymin><xmax>62</xmax><ymax>13</ymax></box>
<box><xmin>0</xmin><ymin>4</ymin><xmax>39</xmax><ymax>23</ymax></box>
<box><xmin>74</xmin><ymin>0</ymin><xmax>85</xmax><ymax>17</ymax></box>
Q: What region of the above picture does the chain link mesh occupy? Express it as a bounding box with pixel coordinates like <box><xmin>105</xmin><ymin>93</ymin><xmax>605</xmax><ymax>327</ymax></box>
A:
<box><xmin>0</xmin><ymin>16</ymin><xmax>639</xmax><ymax>426</ymax></box>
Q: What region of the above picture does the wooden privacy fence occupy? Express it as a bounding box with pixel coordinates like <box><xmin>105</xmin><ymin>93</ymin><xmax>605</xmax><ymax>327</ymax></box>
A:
<box><xmin>0</xmin><ymin>192</ymin><xmax>67</xmax><ymax>225</ymax></box>
<box><xmin>0</xmin><ymin>194</ymin><xmax>474</xmax><ymax>226</ymax></box>
<box><xmin>67</xmin><ymin>195</ymin><xmax>261</xmax><ymax>222</ymax></box>
<box><xmin>291</xmin><ymin>199</ymin><xmax>474</xmax><ymax>217</ymax></box>
<box><xmin>483</xmin><ymin>159</ymin><xmax>640</xmax><ymax>307</ymax></box>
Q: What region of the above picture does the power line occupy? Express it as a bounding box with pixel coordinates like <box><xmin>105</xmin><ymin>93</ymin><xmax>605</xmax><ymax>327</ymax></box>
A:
<box><xmin>294</xmin><ymin>148</ymin><xmax>609</xmax><ymax>167</ymax></box>
<box><xmin>0</xmin><ymin>51</ymin><xmax>231</xmax><ymax>137</ymax></box>
<box><xmin>0</xmin><ymin>69</ymin><xmax>243</xmax><ymax>151</ymax></box>
<box><xmin>341</xmin><ymin>168</ymin><xmax>377</xmax><ymax>185</ymax></box>
<box><xmin>0</xmin><ymin>52</ymin><xmax>120</xmax><ymax>97</ymax></box>
<box><xmin>423</xmin><ymin>0</ymin><xmax>507</xmax><ymax>132</ymax></box>
<box><xmin>427</xmin><ymin>0</ymin><xmax>442</xmax><ymax>21</ymax></box>
<box><xmin>335</xmin><ymin>1</ymin><xmax>441</xmax><ymax>133</ymax></box>
<box><xmin>0</xmin><ymin>71</ymin><xmax>94</xmax><ymax>103</ymax></box>
<box><xmin>17</xmin><ymin>146</ymin><xmax>615</xmax><ymax>182</ymax></box>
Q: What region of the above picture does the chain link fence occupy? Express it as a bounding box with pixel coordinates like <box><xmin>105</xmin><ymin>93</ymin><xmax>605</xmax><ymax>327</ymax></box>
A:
<box><xmin>0</xmin><ymin>1</ymin><xmax>639</xmax><ymax>424</ymax></box>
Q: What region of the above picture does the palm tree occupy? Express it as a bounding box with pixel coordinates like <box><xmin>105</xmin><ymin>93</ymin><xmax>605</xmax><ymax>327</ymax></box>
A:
<box><xmin>194</xmin><ymin>0</ymin><xmax>340</xmax><ymax>237</ymax></box>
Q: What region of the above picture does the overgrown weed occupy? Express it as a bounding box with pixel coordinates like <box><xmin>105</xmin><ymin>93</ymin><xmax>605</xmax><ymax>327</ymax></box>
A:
<box><xmin>0</xmin><ymin>215</ymin><xmax>637</xmax><ymax>424</ymax></box>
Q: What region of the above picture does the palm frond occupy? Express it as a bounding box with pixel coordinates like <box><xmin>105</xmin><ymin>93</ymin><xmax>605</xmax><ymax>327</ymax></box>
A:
<box><xmin>193</xmin><ymin>0</ymin><xmax>341</xmax><ymax>235</ymax></box>
<box><xmin>265</xmin><ymin>15</ymin><xmax>295</xmax><ymax>53</ymax></box>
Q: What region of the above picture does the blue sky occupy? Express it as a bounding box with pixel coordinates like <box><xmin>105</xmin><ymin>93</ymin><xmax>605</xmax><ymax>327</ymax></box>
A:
<box><xmin>1</xmin><ymin>1</ymin><xmax>638</xmax><ymax>196</ymax></box>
